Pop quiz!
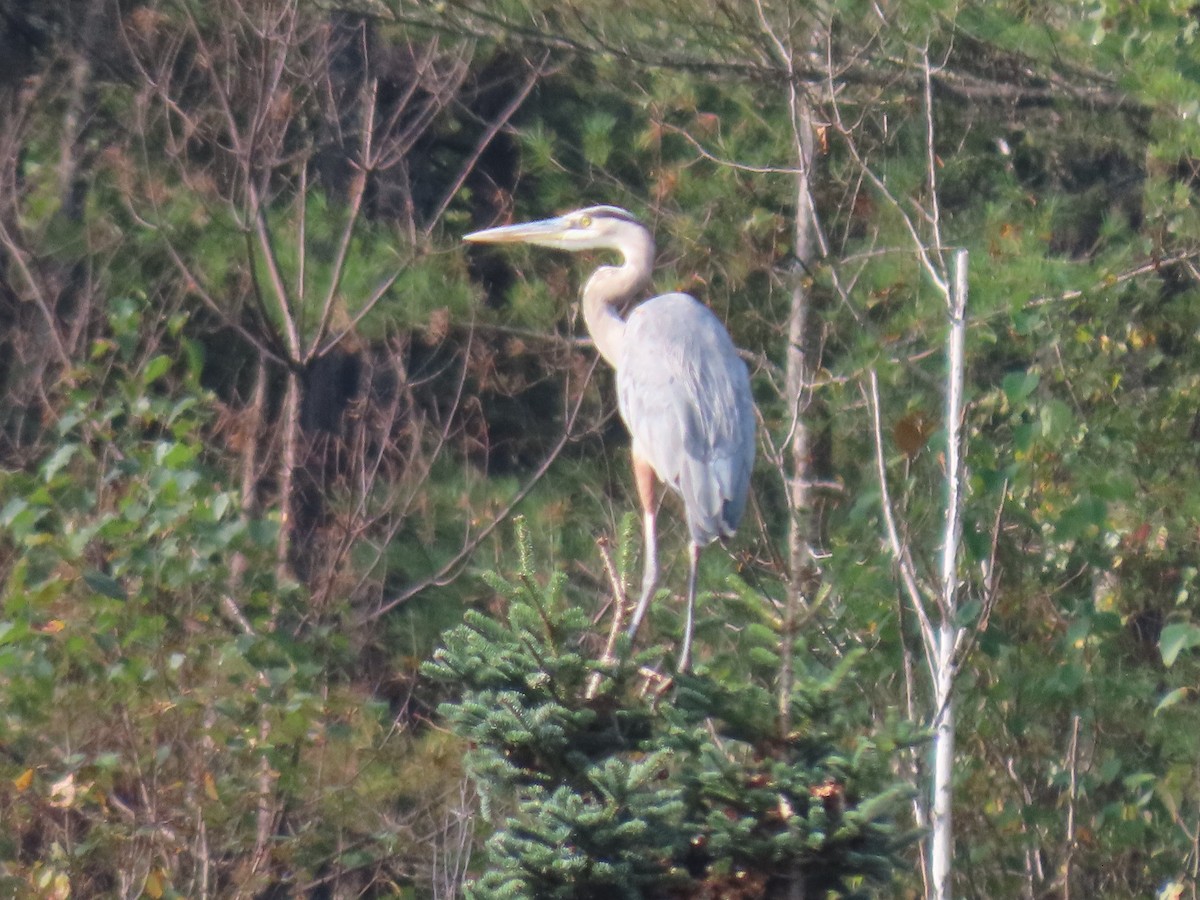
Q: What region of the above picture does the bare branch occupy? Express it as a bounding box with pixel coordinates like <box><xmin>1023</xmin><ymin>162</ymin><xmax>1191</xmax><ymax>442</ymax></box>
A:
<box><xmin>365</xmin><ymin>353</ymin><xmax>603</xmax><ymax>621</ymax></box>
<box><xmin>424</xmin><ymin>53</ymin><xmax>550</xmax><ymax>235</ymax></box>
<box><xmin>585</xmin><ymin>535</ymin><xmax>629</xmax><ymax>699</ymax></box>
<box><xmin>1024</xmin><ymin>250</ymin><xmax>1200</xmax><ymax>309</ymax></box>
<box><xmin>248</xmin><ymin>180</ymin><xmax>301</xmax><ymax>359</ymax></box>
<box><xmin>0</xmin><ymin>219</ymin><xmax>73</xmax><ymax>370</ymax></box>
<box><xmin>310</xmin><ymin>81</ymin><xmax>374</xmax><ymax>360</ymax></box>
<box><xmin>395</xmin><ymin>0</ymin><xmax>1134</xmax><ymax>111</ymax></box>
<box><xmin>938</xmin><ymin>250</ymin><xmax>968</xmax><ymax>621</ymax></box>
<box><xmin>866</xmin><ymin>370</ymin><xmax>937</xmax><ymax>672</ymax></box>
<box><xmin>829</xmin><ymin>102</ymin><xmax>949</xmax><ymax>296</ymax></box>
<box><xmin>921</xmin><ymin>44</ymin><xmax>946</xmax><ymax>275</ymax></box>
<box><xmin>656</xmin><ymin>121</ymin><xmax>804</xmax><ymax>175</ymax></box>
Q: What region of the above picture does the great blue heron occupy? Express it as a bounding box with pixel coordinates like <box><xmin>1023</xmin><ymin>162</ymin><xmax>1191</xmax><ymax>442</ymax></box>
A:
<box><xmin>464</xmin><ymin>205</ymin><xmax>755</xmax><ymax>671</ymax></box>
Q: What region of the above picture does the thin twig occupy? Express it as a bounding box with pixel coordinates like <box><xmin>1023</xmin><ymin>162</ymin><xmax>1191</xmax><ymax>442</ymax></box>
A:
<box><xmin>585</xmin><ymin>536</ymin><xmax>629</xmax><ymax>699</ymax></box>
<box><xmin>1063</xmin><ymin>713</ymin><xmax>1081</xmax><ymax>900</ymax></box>
<box><xmin>865</xmin><ymin>370</ymin><xmax>937</xmax><ymax>672</ymax></box>
<box><xmin>424</xmin><ymin>54</ymin><xmax>550</xmax><ymax>235</ymax></box>
<box><xmin>366</xmin><ymin>354</ymin><xmax>603</xmax><ymax>620</ymax></box>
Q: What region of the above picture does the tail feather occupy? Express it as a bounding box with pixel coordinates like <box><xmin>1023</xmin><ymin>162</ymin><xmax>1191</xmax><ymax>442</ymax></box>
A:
<box><xmin>682</xmin><ymin>451</ymin><xmax>747</xmax><ymax>545</ymax></box>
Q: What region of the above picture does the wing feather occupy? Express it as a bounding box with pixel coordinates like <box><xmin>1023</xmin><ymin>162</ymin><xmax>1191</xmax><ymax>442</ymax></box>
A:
<box><xmin>616</xmin><ymin>293</ymin><xmax>755</xmax><ymax>545</ymax></box>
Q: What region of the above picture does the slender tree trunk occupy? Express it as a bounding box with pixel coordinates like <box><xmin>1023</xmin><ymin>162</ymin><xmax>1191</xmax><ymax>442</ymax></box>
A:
<box><xmin>244</xmin><ymin>361</ymin><xmax>267</xmax><ymax>519</ymax></box>
<box><xmin>930</xmin><ymin>621</ymin><xmax>956</xmax><ymax>900</ymax></box>
<box><xmin>1063</xmin><ymin>713</ymin><xmax>1081</xmax><ymax>900</ymax></box>
<box><xmin>778</xmin><ymin>83</ymin><xmax>819</xmax><ymax>900</ymax></box>
<box><xmin>779</xmin><ymin>92</ymin><xmax>818</xmax><ymax>736</ymax></box>
<box><xmin>930</xmin><ymin>249</ymin><xmax>968</xmax><ymax>900</ymax></box>
<box><xmin>58</xmin><ymin>0</ymin><xmax>103</xmax><ymax>221</ymax></box>
<box><xmin>276</xmin><ymin>366</ymin><xmax>300</xmax><ymax>583</ymax></box>
<box><xmin>253</xmin><ymin>362</ymin><xmax>297</xmax><ymax>873</ymax></box>
<box><xmin>228</xmin><ymin>360</ymin><xmax>267</xmax><ymax>588</ymax></box>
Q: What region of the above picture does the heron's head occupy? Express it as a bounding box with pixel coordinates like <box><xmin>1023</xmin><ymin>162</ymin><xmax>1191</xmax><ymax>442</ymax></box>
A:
<box><xmin>463</xmin><ymin>205</ymin><xmax>648</xmax><ymax>253</ymax></box>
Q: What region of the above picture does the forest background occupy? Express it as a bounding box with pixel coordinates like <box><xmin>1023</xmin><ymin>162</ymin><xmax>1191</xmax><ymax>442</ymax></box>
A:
<box><xmin>2</xmin><ymin>0</ymin><xmax>1200</xmax><ymax>897</ymax></box>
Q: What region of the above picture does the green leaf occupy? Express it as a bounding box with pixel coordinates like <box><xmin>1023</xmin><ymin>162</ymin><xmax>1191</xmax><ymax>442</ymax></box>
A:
<box><xmin>1159</xmin><ymin>622</ymin><xmax>1200</xmax><ymax>667</ymax></box>
<box><xmin>1065</xmin><ymin>616</ymin><xmax>1091</xmax><ymax>648</ymax></box>
<box><xmin>1038</xmin><ymin>398</ymin><xmax>1074</xmax><ymax>441</ymax></box>
<box><xmin>83</xmin><ymin>571</ymin><xmax>127</xmax><ymax>601</ymax></box>
<box><xmin>42</xmin><ymin>443</ymin><xmax>78</xmax><ymax>481</ymax></box>
<box><xmin>1001</xmin><ymin>370</ymin><xmax>1039</xmax><ymax>406</ymax></box>
<box><xmin>1154</xmin><ymin>687</ymin><xmax>1191</xmax><ymax>715</ymax></box>
<box><xmin>142</xmin><ymin>354</ymin><xmax>172</xmax><ymax>386</ymax></box>
<box><xmin>1054</xmin><ymin>495</ymin><xmax>1106</xmax><ymax>541</ymax></box>
<box><xmin>1</xmin><ymin>496</ymin><xmax>29</xmax><ymax>526</ymax></box>
<box><xmin>155</xmin><ymin>440</ymin><xmax>199</xmax><ymax>469</ymax></box>
<box><xmin>183</xmin><ymin>338</ymin><xmax>205</xmax><ymax>379</ymax></box>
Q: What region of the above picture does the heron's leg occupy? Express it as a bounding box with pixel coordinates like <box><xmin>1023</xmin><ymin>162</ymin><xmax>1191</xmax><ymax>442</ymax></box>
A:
<box><xmin>627</xmin><ymin>455</ymin><xmax>659</xmax><ymax>639</ymax></box>
<box><xmin>677</xmin><ymin>541</ymin><xmax>702</xmax><ymax>673</ymax></box>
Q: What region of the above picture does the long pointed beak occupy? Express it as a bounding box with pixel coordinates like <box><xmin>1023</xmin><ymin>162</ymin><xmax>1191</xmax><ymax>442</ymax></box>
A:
<box><xmin>463</xmin><ymin>216</ymin><xmax>569</xmax><ymax>245</ymax></box>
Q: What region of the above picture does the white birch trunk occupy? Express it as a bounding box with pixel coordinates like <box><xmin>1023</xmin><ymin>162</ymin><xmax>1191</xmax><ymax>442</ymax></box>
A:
<box><xmin>930</xmin><ymin>621</ymin><xmax>957</xmax><ymax>900</ymax></box>
<box><xmin>930</xmin><ymin>248</ymin><xmax>969</xmax><ymax>899</ymax></box>
<box><xmin>780</xmin><ymin>95</ymin><xmax>817</xmax><ymax>733</ymax></box>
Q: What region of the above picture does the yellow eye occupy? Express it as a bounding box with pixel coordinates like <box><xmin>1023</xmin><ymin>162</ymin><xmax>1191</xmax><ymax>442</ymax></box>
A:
<box><xmin>578</xmin><ymin>214</ymin><xmax>592</xmax><ymax>228</ymax></box>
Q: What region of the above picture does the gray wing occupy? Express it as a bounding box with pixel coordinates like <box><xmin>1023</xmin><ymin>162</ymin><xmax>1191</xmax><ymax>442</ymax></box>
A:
<box><xmin>616</xmin><ymin>293</ymin><xmax>755</xmax><ymax>545</ymax></box>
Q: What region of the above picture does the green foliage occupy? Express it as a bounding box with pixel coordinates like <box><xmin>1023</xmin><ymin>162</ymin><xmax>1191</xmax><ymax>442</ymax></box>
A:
<box><xmin>8</xmin><ymin>0</ymin><xmax>1200</xmax><ymax>895</ymax></box>
<box><xmin>427</xmin><ymin>520</ymin><xmax>913</xmax><ymax>898</ymax></box>
<box><xmin>1160</xmin><ymin>622</ymin><xmax>1200</xmax><ymax>668</ymax></box>
<box><xmin>0</xmin><ymin>305</ymin><xmax>463</xmax><ymax>895</ymax></box>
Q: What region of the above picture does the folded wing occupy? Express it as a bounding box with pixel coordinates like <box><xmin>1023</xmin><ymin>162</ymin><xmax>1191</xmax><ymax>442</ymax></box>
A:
<box><xmin>616</xmin><ymin>293</ymin><xmax>755</xmax><ymax>545</ymax></box>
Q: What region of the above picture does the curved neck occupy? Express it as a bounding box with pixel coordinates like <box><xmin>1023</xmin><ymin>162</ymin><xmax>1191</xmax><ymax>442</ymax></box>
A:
<box><xmin>581</xmin><ymin>228</ymin><xmax>655</xmax><ymax>367</ymax></box>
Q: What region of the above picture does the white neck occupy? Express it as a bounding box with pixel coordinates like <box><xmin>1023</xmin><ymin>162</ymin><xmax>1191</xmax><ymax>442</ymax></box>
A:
<box><xmin>581</xmin><ymin>227</ymin><xmax>655</xmax><ymax>367</ymax></box>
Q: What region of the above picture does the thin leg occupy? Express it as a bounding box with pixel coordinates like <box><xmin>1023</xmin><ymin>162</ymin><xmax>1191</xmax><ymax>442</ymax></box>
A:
<box><xmin>677</xmin><ymin>541</ymin><xmax>702</xmax><ymax>673</ymax></box>
<box><xmin>627</xmin><ymin>455</ymin><xmax>659</xmax><ymax>640</ymax></box>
